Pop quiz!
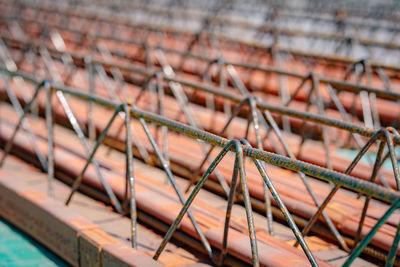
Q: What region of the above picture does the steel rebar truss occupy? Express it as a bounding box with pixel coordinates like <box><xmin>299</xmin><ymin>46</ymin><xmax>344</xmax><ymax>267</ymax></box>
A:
<box><xmin>2</xmin><ymin>36</ymin><xmax>399</xmax><ymax>148</ymax></box>
<box><xmin>2</xmin><ymin>10</ymin><xmax>400</xmax><ymax>95</ymax></box>
<box><xmin>2</xmin><ymin>35</ymin><xmax>400</xmax><ymax>256</ymax></box>
<box><xmin>0</xmin><ymin>69</ymin><xmax>400</xmax><ymax>266</ymax></box>
<box><xmin>0</xmin><ymin>2</ymin><xmax>400</xmax><ymax>264</ymax></box>
<box><xmin>3</xmin><ymin>0</ymin><xmax>400</xmax><ymax>66</ymax></box>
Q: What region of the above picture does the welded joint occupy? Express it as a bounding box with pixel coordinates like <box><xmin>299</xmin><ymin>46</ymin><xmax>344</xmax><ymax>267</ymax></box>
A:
<box><xmin>154</xmin><ymin>139</ymin><xmax>259</xmax><ymax>266</ymax></box>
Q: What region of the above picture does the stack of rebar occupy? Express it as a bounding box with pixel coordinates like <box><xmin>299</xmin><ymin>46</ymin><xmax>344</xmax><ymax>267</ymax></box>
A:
<box><xmin>0</xmin><ymin>0</ymin><xmax>399</xmax><ymax>266</ymax></box>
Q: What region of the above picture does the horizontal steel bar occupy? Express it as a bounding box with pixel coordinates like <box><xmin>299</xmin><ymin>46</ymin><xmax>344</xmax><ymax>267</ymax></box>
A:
<box><xmin>229</xmin><ymin>62</ymin><xmax>400</xmax><ymax>101</ymax></box>
<box><xmin>163</xmin><ymin>77</ymin><xmax>400</xmax><ymax>145</ymax></box>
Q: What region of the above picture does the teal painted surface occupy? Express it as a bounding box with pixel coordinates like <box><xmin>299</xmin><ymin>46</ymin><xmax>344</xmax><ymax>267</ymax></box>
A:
<box><xmin>335</xmin><ymin>148</ymin><xmax>399</xmax><ymax>170</ymax></box>
<box><xmin>0</xmin><ymin>218</ymin><xmax>69</xmax><ymax>267</ymax></box>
